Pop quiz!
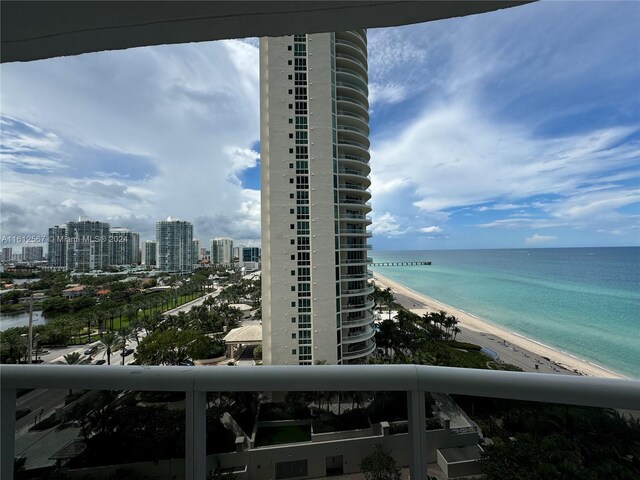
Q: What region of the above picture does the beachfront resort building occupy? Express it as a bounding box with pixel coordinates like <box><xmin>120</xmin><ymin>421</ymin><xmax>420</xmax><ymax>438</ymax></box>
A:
<box><xmin>260</xmin><ymin>31</ymin><xmax>374</xmax><ymax>365</ymax></box>
<box><xmin>156</xmin><ymin>217</ymin><xmax>193</xmax><ymax>274</ymax></box>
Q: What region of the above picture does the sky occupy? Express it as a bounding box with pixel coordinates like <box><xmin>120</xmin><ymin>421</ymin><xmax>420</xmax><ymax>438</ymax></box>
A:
<box><xmin>1</xmin><ymin>1</ymin><xmax>639</xmax><ymax>251</ymax></box>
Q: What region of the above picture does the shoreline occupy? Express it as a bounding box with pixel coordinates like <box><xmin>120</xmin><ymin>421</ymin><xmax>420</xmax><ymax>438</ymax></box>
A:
<box><xmin>372</xmin><ymin>271</ymin><xmax>627</xmax><ymax>379</ymax></box>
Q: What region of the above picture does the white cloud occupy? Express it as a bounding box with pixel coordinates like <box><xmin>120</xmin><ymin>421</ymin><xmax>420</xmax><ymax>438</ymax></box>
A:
<box><xmin>369</xmin><ymin>175</ymin><xmax>409</xmax><ymax>195</ymax></box>
<box><xmin>420</xmin><ymin>226</ymin><xmax>442</xmax><ymax>233</ymax></box>
<box><xmin>0</xmin><ymin>39</ymin><xmax>261</xmax><ymax>242</ymax></box>
<box><xmin>476</xmin><ymin>203</ymin><xmax>524</xmax><ymax>212</ymax></box>
<box><xmin>367</xmin><ymin>3</ymin><xmax>639</xmax><ymax>247</ymax></box>
<box><xmin>525</xmin><ymin>234</ymin><xmax>557</xmax><ymax>244</ymax></box>
<box><xmin>370</xmin><ymin>212</ymin><xmax>408</xmax><ymax>237</ymax></box>
<box><xmin>372</xmin><ymin>100</ymin><xmax>638</xmax><ymax>233</ymax></box>
<box><xmin>367</xmin><ymin>29</ymin><xmax>428</xmax><ymax>79</ymax></box>
<box><xmin>369</xmin><ymin>83</ymin><xmax>408</xmax><ymax>106</ymax></box>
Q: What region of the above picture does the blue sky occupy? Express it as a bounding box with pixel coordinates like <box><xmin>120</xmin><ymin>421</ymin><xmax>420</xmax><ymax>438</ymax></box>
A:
<box><xmin>1</xmin><ymin>1</ymin><xmax>638</xmax><ymax>250</ymax></box>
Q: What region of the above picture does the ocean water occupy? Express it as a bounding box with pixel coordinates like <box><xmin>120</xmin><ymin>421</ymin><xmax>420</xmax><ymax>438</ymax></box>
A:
<box><xmin>370</xmin><ymin>247</ymin><xmax>640</xmax><ymax>379</ymax></box>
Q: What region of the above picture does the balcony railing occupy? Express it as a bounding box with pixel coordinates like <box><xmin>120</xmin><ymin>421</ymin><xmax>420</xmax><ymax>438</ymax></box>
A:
<box><xmin>341</xmin><ymin>285</ymin><xmax>375</xmax><ymax>296</ymax></box>
<box><xmin>335</xmin><ymin>52</ymin><xmax>368</xmax><ymax>74</ymax></box>
<box><xmin>337</xmin><ymin>138</ymin><xmax>369</xmax><ymax>151</ymax></box>
<box><xmin>341</xmin><ymin>315</ymin><xmax>375</xmax><ymax>328</ymax></box>
<box><xmin>336</xmin><ymin>109</ymin><xmax>368</xmax><ymax>123</ymax></box>
<box><xmin>339</xmin><ymin>212</ymin><xmax>372</xmax><ymax>221</ymax></box>
<box><xmin>342</xmin><ymin>327</ymin><xmax>376</xmax><ymax>344</ymax></box>
<box><xmin>3</xmin><ymin>365</ymin><xmax>637</xmax><ymax>480</ymax></box>
<box><xmin>337</xmin><ymin>154</ymin><xmax>369</xmax><ymax>165</ymax></box>
<box><xmin>335</xmin><ymin>96</ymin><xmax>368</xmax><ymax>115</ymax></box>
<box><xmin>336</xmin><ymin>81</ymin><xmax>369</xmax><ymax>98</ymax></box>
<box><xmin>343</xmin><ymin>341</ymin><xmax>377</xmax><ymax>359</ymax></box>
<box><xmin>337</xmin><ymin>30</ymin><xmax>368</xmax><ymax>50</ymax></box>
<box><xmin>342</xmin><ymin>299</ymin><xmax>375</xmax><ymax>311</ymax></box>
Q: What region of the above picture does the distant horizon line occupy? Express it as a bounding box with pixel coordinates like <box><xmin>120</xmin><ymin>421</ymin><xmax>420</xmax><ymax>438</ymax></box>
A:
<box><xmin>370</xmin><ymin>245</ymin><xmax>640</xmax><ymax>252</ymax></box>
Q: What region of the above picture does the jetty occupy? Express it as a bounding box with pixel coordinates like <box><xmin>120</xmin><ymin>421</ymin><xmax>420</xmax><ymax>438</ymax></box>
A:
<box><xmin>370</xmin><ymin>261</ymin><xmax>431</xmax><ymax>267</ymax></box>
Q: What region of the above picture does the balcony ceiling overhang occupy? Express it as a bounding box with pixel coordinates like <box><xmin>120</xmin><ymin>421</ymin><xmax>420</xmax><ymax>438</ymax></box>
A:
<box><xmin>1</xmin><ymin>1</ymin><xmax>533</xmax><ymax>63</ymax></box>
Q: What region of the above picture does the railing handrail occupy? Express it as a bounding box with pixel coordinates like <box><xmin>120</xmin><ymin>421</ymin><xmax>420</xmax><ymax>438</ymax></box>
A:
<box><xmin>2</xmin><ymin>364</ymin><xmax>638</xmax><ymax>409</ymax></box>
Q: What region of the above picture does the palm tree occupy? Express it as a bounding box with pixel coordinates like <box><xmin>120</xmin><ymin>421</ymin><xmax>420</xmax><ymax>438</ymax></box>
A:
<box><xmin>95</xmin><ymin>310</ymin><xmax>107</xmax><ymax>338</ymax></box>
<box><xmin>379</xmin><ymin>287</ymin><xmax>395</xmax><ymax>320</ymax></box>
<box><xmin>99</xmin><ymin>332</ymin><xmax>119</xmax><ymax>365</ymax></box>
<box><xmin>83</xmin><ymin>314</ymin><xmax>93</xmax><ymax>342</ymax></box>
<box><xmin>118</xmin><ymin>327</ymin><xmax>136</xmax><ymax>365</ymax></box>
<box><xmin>61</xmin><ymin>352</ymin><xmax>90</xmax><ymax>365</ymax></box>
<box><xmin>2</xmin><ymin>330</ymin><xmax>27</xmax><ymax>363</ymax></box>
<box><xmin>452</xmin><ymin>326</ymin><xmax>462</xmax><ymax>341</ymax></box>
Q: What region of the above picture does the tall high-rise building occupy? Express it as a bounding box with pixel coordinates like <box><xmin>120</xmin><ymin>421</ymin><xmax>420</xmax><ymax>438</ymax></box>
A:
<box><xmin>65</xmin><ymin>218</ymin><xmax>110</xmax><ymax>271</ymax></box>
<box><xmin>192</xmin><ymin>239</ymin><xmax>201</xmax><ymax>265</ymax></box>
<box><xmin>109</xmin><ymin>227</ymin><xmax>140</xmax><ymax>266</ymax></box>
<box><xmin>2</xmin><ymin>247</ymin><xmax>12</xmax><ymax>262</ymax></box>
<box><xmin>22</xmin><ymin>246</ymin><xmax>44</xmax><ymax>262</ymax></box>
<box><xmin>210</xmin><ymin>237</ymin><xmax>234</xmax><ymax>265</ymax></box>
<box><xmin>242</xmin><ymin>246</ymin><xmax>261</xmax><ymax>263</ymax></box>
<box><xmin>142</xmin><ymin>240</ymin><xmax>157</xmax><ymax>267</ymax></box>
<box><xmin>48</xmin><ymin>225</ymin><xmax>67</xmax><ymax>268</ymax></box>
<box><xmin>232</xmin><ymin>245</ymin><xmax>242</xmax><ymax>264</ymax></box>
<box><xmin>156</xmin><ymin>217</ymin><xmax>193</xmax><ymax>273</ymax></box>
<box><xmin>240</xmin><ymin>246</ymin><xmax>261</xmax><ymax>272</ymax></box>
<box><xmin>260</xmin><ymin>31</ymin><xmax>374</xmax><ymax>365</ymax></box>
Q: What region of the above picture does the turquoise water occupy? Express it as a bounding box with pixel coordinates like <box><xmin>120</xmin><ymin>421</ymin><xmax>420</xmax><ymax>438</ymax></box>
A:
<box><xmin>371</xmin><ymin>247</ymin><xmax>640</xmax><ymax>379</ymax></box>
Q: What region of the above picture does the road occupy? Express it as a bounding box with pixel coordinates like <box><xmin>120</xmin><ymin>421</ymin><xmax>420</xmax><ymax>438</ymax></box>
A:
<box><xmin>15</xmin><ymin>291</ymin><xmax>216</xmax><ymax>428</ymax></box>
<box><xmin>10</xmin><ymin>288</ymin><xmax>227</xmax><ymax>474</ymax></box>
<box><xmin>162</xmin><ymin>290</ymin><xmax>219</xmax><ymax>316</ymax></box>
<box><xmin>16</xmin><ymin>388</ymin><xmax>68</xmax><ymax>431</ymax></box>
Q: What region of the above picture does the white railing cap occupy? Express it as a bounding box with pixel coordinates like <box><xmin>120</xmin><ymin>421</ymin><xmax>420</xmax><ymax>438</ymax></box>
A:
<box><xmin>2</xmin><ymin>364</ymin><xmax>639</xmax><ymax>410</ymax></box>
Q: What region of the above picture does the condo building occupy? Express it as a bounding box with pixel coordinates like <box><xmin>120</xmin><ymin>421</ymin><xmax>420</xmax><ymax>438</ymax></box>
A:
<box><xmin>210</xmin><ymin>237</ymin><xmax>234</xmax><ymax>265</ymax></box>
<box><xmin>22</xmin><ymin>246</ymin><xmax>44</xmax><ymax>262</ymax></box>
<box><xmin>192</xmin><ymin>239</ymin><xmax>201</xmax><ymax>265</ymax></box>
<box><xmin>109</xmin><ymin>227</ymin><xmax>140</xmax><ymax>266</ymax></box>
<box><xmin>1</xmin><ymin>247</ymin><xmax>12</xmax><ymax>263</ymax></box>
<box><xmin>142</xmin><ymin>240</ymin><xmax>157</xmax><ymax>267</ymax></box>
<box><xmin>47</xmin><ymin>225</ymin><xmax>67</xmax><ymax>268</ymax></box>
<box><xmin>156</xmin><ymin>217</ymin><xmax>193</xmax><ymax>274</ymax></box>
<box><xmin>65</xmin><ymin>218</ymin><xmax>110</xmax><ymax>271</ymax></box>
<box><xmin>242</xmin><ymin>246</ymin><xmax>261</xmax><ymax>263</ymax></box>
<box><xmin>260</xmin><ymin>31</ymin><xmax>374</xmax><ymax>365</ymax></box>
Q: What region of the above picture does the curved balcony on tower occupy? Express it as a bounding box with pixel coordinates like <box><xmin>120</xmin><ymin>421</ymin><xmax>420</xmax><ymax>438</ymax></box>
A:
<box><xmin>335</xmin><ymin>30</ymin><xmax>374</xmax><ymax>364</ymax></box>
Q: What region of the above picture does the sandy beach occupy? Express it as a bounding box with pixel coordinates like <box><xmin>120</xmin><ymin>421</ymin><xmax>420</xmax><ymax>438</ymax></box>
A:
<box><xmin>372</xmin><ymin>272</ymin><xmax>626</xmax><ymax>379</ymax></box>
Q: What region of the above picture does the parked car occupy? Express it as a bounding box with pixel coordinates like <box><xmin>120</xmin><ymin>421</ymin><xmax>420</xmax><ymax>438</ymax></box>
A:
<box><xmin>84</xmin><ymin>346</ymin><xmax>98</xmax><ymax>356</ymax></box>
<box><xmin>123</xmin><ymin>348</ymin><xmax>134</xmax><ymax>357</ymax></box>
<box><xmin>94</xmin><ymin>359</ymin><xmax>106</xmax><ymax>365</ymax></box>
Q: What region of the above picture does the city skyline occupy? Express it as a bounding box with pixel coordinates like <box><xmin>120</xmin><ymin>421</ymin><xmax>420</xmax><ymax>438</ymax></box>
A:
<box><xmin>0</xmin><ymin>213</ymin><xmax>256</xmax><ymax>255</ymax></box>
<box><xmin>1</xmin><ymin>1</ymin><xmax>638</xmax><ymax>250</ymax></box>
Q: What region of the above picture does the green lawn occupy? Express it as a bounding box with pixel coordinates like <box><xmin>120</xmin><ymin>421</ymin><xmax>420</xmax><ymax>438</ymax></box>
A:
<box><xmin>254</xmin><ymin>425</ymin><xmax>311</xmax><ymax>447</ymax></box>
<box><xmin>111</xmin><ymin>292</ymin><xmax>205</xmax><ymax>330</ymax></box>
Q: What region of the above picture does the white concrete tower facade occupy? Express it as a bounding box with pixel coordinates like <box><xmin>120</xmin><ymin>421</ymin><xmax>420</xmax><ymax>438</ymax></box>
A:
<box><xmin>261</xmin><ymin>31</ymin><xmax>374</xmax><ymax>365</ymax></box>
<box><xmin>210</xmin><ymin>237</ymin><xmax>234</xmax><ymax>265</ymax></box>
<box><xmin>156</xmin><ymin>217</ymin><xmax>193</xmax><ymax>274</ymax></box>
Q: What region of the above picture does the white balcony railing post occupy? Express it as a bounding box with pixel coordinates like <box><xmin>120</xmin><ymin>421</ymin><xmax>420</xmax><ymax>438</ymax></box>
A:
<box><xmin>408</xmin><ymin>390</ymin><xmax>427</xmax><ymax>480</ymax></box>
<box><xmin>186</xmin><ymin>390</ymin><xmax>207</xmax><ymax>480</ymax></box>
<box><xmin>1</xmin><ymin>387</ymin><xmax>16</xmax><ymax>480</ymax></box>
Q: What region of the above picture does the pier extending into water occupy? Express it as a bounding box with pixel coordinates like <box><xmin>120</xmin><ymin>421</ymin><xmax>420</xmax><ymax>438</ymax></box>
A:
<box><xmin>370</xmin><ymin>261</ymin><xmax>431</xmax><ymax>267</ymax></box>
